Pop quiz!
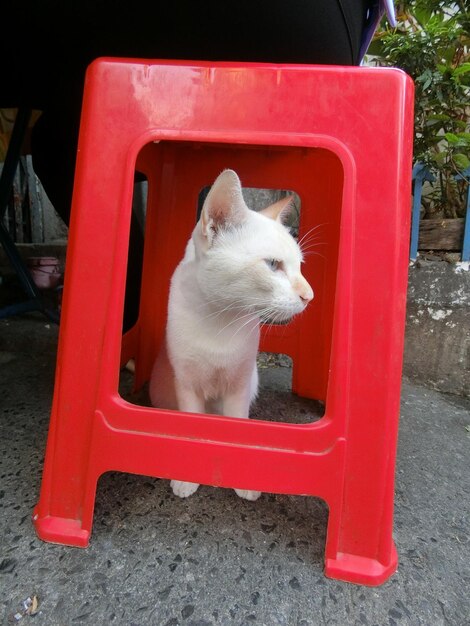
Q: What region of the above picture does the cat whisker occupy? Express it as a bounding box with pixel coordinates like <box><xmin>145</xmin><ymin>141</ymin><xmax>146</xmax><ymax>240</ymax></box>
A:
<box><xmin>228</xmin><ymin>303</ymin><xmax>277</xmax><ymax>334</ymax></box>
<box><xmin>300</xmin><ymin>242</ymin><xmax>327</xmax><ymax>255</ymax></box>
<box><xmin>233</xmin><ymin>303</ymin><xmax>287</xmax><ymax>341</ymax></box>
<box><xmin>300</xmin><ymin>243</ymin><xmax>326</xmax><ymax>257</ymax></box>
<box><xmin>198</xmin><ymin>295</ymin><xmax>271</xmax><ymax>322</ymax></box>
<box><xmin>303</xmin><ymin>250</ymin><xmax>326</xmax><ymax>260</ymax></box>
<box><xmin>297</xmin><ymin>223</ymin><xmax>329</xmax><ymax>247</ymax></box>
<box><xmin>215</xmin><ymin>308</ymin><xmax>263</xmax><ymax>338</ymax></box>
<box><xmin>196</xmin><ymin>296</ymin><xmax>250</xmax><ymax>311</ymax></box>
<box><xmin>230</xmin><ymin>313</ymin><xmax>262</xmax><ymax>340</ymax></box>
<box><xmin>299</xmin><ymin>236</ymin><xmax>326</xmax><ymax>248</ymax></box>
<box><xmin>300</xmin><ymin>240</ymin><xmax>327</xmax><ymax>249</ymax></box>
<box><xmin>299</xmin><ymin>231</ymin><xmax>324</xmax><ymax>243</ymax></box>
<box><xmin>198</xmin><ymin>295</ymin><xmax>269</xmax><ymax>311</ymax></box>
<box><xmin>300</xmin><ymin>237</ymin><xmax>324</xmax><ymax>249</ymax></box>
<box><xmin>199</xmin><ymin>301</ymin><xmax>253</xmax><ymax>322</ymax></box>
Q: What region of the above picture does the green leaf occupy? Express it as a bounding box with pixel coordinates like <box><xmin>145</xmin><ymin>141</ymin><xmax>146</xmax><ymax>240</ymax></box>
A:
<box><xmin>366</xmin><ymin>39</ymin><xmax>386</xmax><ymax>57</ymax></box>
<box><xmin>453</xmin><ymin>63</ymin><xmax>470</xmax><ymax>77</ymax></box>
<box><xmin>444</xmin><ymin>133</ymin><xmax>461</xmax><ymax>144</ymax></box>
<box><xmin>432</xmin><ymin>152</ymin><xmax>447</xmax><ymax>165</ymax></box>
<box><xmin>455</xmin><ymin>132</ymin><xmax>470</xmax><ymax>143</ymax></box>
<box><xmin>428</xmin><ymin>113</ymin><xmax>452</xmax><ymax>122</ymax></box>
<box><xmin>414</xmin><ymin>7</ymin><xmax>433</xmax><ymax>27</ymax></box>
<box><xmin>426</xmin><ymin>118</ymin><xmax>444</xmax><ymax>127</ymax></box>
<box><xmin>453</xmin><ymin>154</ymin><xmax>470</xmax><ymax>170</ymax></box>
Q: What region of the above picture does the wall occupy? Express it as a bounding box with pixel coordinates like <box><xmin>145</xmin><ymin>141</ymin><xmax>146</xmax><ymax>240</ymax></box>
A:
<box><xmin>404</xmin><ymin>259</ymin><xmax>470</xmax><ymax>397</ymax></box>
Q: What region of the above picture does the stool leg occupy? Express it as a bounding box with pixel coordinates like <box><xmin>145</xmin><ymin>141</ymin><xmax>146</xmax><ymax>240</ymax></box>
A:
<box><xmin>322</xmin><ymin>204</ymin><xmax>407</xmax><ymax>586</ymax></box>
<box><xmin>33</xmin><ymin>150</ymin><xmax>134</xmax><ymax>545</ymax></box>
<box><xmin>322</xmin><ymin>354</ymin><xmax>400</xmax><ymax>586</ymax></box>
<box><xmin>324</xmin><ymin>424</ymin><xmax>399</xmax><ymax>586</ymax></box>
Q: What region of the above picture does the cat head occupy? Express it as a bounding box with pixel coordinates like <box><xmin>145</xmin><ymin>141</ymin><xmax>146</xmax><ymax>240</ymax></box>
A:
<box><xmin>192</xmin><ymin>169</ymin><xmax>313</xmax><ymax>325</ymax></box>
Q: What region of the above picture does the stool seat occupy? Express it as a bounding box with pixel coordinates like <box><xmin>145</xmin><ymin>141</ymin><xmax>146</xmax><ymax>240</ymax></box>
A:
<box><xmin>33</xmin><ymin>59</ymin><xmax>414</xmax><ymax>586</ymax></box>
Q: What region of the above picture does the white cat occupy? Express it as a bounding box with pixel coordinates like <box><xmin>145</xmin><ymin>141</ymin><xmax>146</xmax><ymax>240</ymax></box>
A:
<box><xmin>149</xmin><ymin>169</ymin><xmax>313</xmax><ymax>500</ymax></box>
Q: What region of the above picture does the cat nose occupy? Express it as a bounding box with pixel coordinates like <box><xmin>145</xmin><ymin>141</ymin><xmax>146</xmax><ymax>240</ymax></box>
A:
<box><xmin>297</xmin><ymin>280</ymin><xmax>314</xmax><ymax>303</ymax></box>
<box><xmin>300</xmin><ymin>289</ymin><xmax>314</xmax><ymax>304</ymax></box>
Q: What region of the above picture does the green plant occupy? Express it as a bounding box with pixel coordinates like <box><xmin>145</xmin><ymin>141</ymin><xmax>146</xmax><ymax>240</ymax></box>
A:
<box><xmin>368</xmin><ymin>1</ymin><xmax>470</xmax><ymax>217</ymax></box>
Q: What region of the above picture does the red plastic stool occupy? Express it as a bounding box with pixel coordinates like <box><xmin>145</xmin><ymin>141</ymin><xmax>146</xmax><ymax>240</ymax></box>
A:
<box><xmin>33</xmin><ymin>59</ymin><xmax>414</xmax><ymax>586</ymax></box>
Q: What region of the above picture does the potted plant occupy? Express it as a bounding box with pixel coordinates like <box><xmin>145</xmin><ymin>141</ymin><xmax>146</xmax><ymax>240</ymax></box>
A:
<box><xmin>368</xmin><ymin>0</ymin><xmax>470</xmax><ymax>254</ymax></box>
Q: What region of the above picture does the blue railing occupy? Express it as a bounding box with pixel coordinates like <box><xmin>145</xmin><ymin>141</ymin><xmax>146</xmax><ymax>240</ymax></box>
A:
<box><xmin>411</xmin><ymin>164</ymin><xmax>470</xmax><ymax>262</ymax></box>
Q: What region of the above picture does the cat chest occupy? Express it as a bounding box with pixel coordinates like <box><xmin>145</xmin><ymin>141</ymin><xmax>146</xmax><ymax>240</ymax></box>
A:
<box><xmin>178</xmin><ymin>354</ymin><xmax>253</xmax><ymax>400</ymax></box>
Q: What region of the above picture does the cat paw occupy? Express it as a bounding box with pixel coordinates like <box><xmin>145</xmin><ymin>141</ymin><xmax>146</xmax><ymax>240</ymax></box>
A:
<box><xmin>234</xmin><ymin>489</ymin><xmax>262</xmax><ymax>501</ymax></box>
<box><xmin>170</xmin><ymin>480</ymin><xmax>200</xmax><ymax>498</ymax></box>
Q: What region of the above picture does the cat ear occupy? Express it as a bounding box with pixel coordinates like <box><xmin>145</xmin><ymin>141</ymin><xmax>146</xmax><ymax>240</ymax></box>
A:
<box><xmin>201</xmin><ymin>169</ymin><xmax>248</xmax><ymax>243</ymax></box>
<box><xmin>259</xmin><ymin>195</ymin><xmax>294</xmax><ymax>224</ymax></box>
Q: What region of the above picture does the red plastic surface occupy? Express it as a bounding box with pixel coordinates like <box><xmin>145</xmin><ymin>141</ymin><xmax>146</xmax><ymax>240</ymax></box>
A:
<box><xmin>33</xmin><ymin>59</ymin><xmax>414</xmax><ymax>586</ymax></box>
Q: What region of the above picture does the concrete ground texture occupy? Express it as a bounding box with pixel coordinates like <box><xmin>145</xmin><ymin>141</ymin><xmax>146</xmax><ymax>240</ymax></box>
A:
<box><xmin>1</xmin><ymin>314</ymin><xmax>469</xmax><ymax>626</ymax></box>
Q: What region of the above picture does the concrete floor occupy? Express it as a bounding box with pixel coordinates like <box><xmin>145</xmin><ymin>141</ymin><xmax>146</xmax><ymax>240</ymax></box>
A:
<box><xmin>1</xmin><ymin>313</ymin><xmax>469</xmax><ymax>626</ymax></box>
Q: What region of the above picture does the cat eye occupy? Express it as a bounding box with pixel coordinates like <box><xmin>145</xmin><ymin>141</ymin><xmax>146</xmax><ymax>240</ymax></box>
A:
<box><xmin>265</xmin><ymin>258</ymin><xmax>282</xmax><ymax>271</ymax></box>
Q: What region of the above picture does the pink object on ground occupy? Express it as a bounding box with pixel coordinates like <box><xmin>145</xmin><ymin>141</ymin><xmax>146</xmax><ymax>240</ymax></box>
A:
<box><xmin>27</xmin><ymin>256</ymin><xmax>62</xmax><ymax>289</ymax></box>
